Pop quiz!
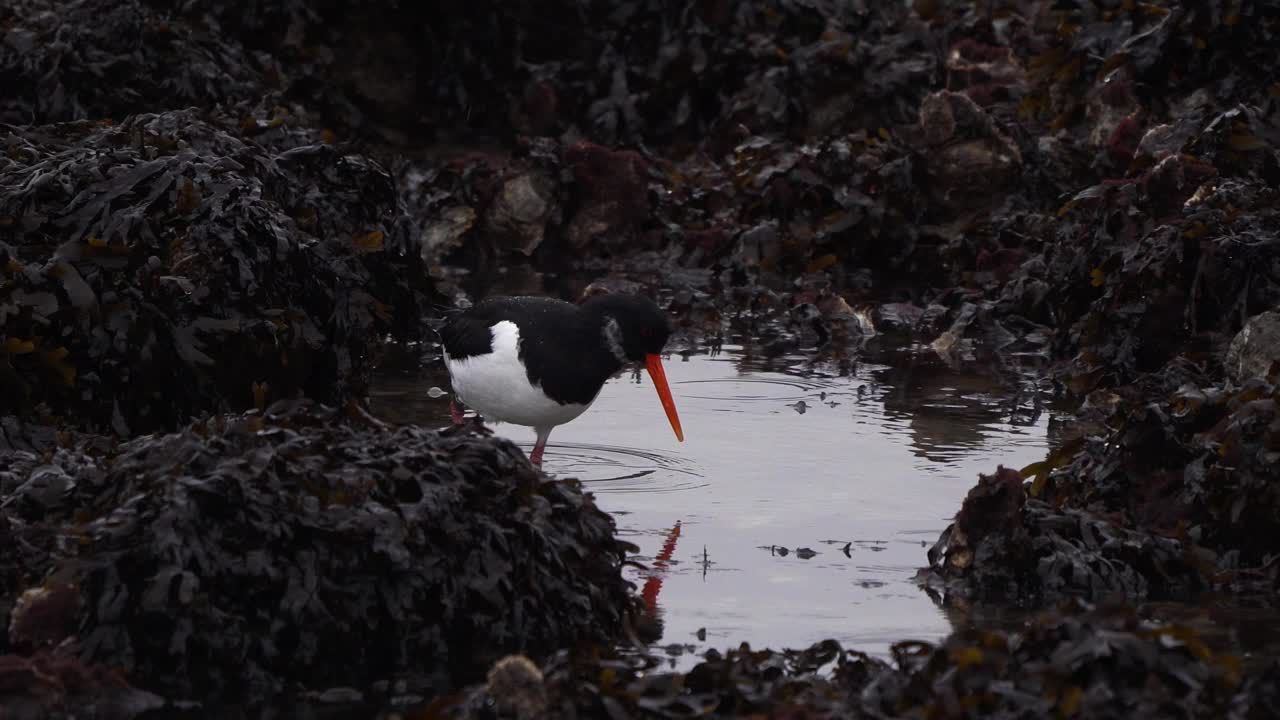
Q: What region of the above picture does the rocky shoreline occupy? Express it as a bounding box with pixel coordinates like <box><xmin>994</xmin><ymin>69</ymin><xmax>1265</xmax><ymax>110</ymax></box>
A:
<box><xmin>3</xmin><ymin>0</ymin><xmax>1280</xmax><ymax>716</ymax></box>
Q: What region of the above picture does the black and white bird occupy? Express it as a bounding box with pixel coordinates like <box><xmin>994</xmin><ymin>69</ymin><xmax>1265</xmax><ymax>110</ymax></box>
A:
<box><xmin>439</xmin><ymin>293</ymin><xmax>684</xmax><ymax>466</ymax></box>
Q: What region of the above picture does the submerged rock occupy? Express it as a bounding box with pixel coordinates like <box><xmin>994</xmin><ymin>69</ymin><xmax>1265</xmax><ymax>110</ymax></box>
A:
<box><xmin>1225</xmin><ymin>310</ymin><xmax>1280</xmax><ymax>384</ymax></box>
<box><xmin>0</xmin><ymin>401</ymin><xmax>638</xmax><ymax>704</ymax></box>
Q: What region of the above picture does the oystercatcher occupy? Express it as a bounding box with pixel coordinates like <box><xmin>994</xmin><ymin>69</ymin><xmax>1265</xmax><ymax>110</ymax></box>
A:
<box><xmin>439</xmin><ymin>293</ymin><xmax>684</xmax><ymax>467</ymax></box>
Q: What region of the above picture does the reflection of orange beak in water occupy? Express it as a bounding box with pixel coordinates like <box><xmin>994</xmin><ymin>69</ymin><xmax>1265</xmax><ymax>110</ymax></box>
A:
<box><xmin>645</xmin><ymin>354</ymin><xmax>684</xmax><ymax>442</ymax></box>
<box><xmin>641</xmin><ymin>521</ymin><xmax>682</xmax><ymax>616</ymax></box>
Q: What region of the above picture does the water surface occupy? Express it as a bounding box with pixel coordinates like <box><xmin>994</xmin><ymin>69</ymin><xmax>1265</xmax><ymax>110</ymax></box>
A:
<box><xmin>370</xmin><ymin>342</ymin><xmax>1052</xmax><ymax>664</ymax></box>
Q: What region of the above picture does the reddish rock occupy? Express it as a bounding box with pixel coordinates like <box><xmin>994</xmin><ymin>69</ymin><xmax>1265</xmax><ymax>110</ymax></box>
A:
<box><xmin>917</xmin><ymin>91</ymin><xmax>1023</xmax><ymax>211</ymax></box>
<box><xmin>954</xmin><ymin>465</ymin><xmax>1026</xmax><ymax>545</ymax></box>
<box><xmin>8</xmin><ymin>583</ymin><xmax>82</xmax><ymax>649</ymax></box>
<box><xmin>563</xmin><ymin>141</ymin><xmax>652</xmax><ymax>248</ymax></box>
<box><xmin>0</xmin><ymin>651</ymin><xmax>163</xmax><ymax>719</ymax></box>
<box><xmin>1106</xmin><ymin>114</ymin><xmax>1144</xmax><ymax>167</ymax></box>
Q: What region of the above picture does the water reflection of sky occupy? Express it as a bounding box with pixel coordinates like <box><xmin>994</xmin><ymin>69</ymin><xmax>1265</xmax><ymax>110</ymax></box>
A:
<box><xmin>369</xmin><ymin>343</ymin><xmax>1054</xmax><ymax>666</ymax></box>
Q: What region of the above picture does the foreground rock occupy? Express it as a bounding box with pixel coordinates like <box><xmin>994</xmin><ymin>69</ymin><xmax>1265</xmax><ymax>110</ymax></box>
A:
<box><xmin>441</xmin><ymin>599</ymin><xmax>1278</xmax><ymax>719</ymax></box>
<box><xmin>0</xmin><ymin>401</ymin><xmax>638</xmax><ymax>705</ymax></box>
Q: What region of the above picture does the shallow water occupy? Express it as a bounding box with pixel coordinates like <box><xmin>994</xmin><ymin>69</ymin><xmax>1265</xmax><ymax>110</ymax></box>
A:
<box><xmin>370</xmin><ymin>341</ymin><xmax>1054</xmax><ymax>664</ymax></box>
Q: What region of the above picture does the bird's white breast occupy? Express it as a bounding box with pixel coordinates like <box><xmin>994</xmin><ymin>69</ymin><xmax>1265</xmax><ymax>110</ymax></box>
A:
<box><xmin>443</xmin><ymin>320</ymin><xmax>591</xmax><ymax>429</ymax></box>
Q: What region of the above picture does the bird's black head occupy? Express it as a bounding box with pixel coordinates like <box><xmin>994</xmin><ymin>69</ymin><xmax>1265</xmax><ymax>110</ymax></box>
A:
<box><xmin>583</xmin><ymin>293</ymin><xmax>673</xmax><ymax>361</ymax></box>
<box><xmin>583</xmin><ymin>291</ymin><xmax>685</xmax><ymax>442</ymax></box>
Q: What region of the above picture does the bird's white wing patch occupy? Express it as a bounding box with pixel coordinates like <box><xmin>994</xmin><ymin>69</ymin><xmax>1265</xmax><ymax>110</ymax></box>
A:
<box><xmin>444</xmin><ymin>320</ymin><xmax>591</xmax><ymax>428</ymax></box>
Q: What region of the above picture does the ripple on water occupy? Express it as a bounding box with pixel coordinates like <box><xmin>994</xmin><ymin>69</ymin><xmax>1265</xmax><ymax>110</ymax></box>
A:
<box><xmin>522</xmin><ymin>442</ymin><xmax>708</xmax><ymax>493</ymax></box>
<box><xmin>674</xmin><ymin>376</ymin><xmax>859</xmax><ymax>402</ymax></box>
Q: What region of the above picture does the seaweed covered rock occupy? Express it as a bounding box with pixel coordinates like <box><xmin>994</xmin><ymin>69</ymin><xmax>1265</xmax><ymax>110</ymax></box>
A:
<box><xmin>42</xmin><ymin>0</ymin><xmax>1267</xmax><ymax>312</ymax></box>
<box><xmin>1042</xmin><ymin>371</ymin><xmax>1280</xmax><ymax>580</ymax></box>
<box><xmin>1046</xmin><ymin>111</ymin><xmax>1280</xmax><ymax>391</ymax></box>
<box><xmin>0</xmin><ymin>109</ymin><xmax>434</xmax><ymax>434</ymax></box>
<box><xmin>922</xmin><ymin>466</ymin><xmax>1206</xmax><ymax>604</ymax></box>
<box><xmin>0</xmin><ymin>0</ymin><xmax>271</xmax><ymax>124</ymax></box>
<box><xmin>444</xmin><ymin>600</ymin><xmax>1276</xmax><ymax>719</ymax></box>
<box><xmin>163</xmin><ymin>0</ymin><xmax>936</xmax><ymax>145</ymax></box>
<box><xmin>0</xmin><ymin>400</ymin><xmax>638</xmax><ymax>703</ymax></box>
<box><xmin>1018</xmin><ymin>3</ymin><xmax>1280</xmax><ymax>160</ymax></box>
<box><xmin>408</xmin><ymin>117</ymin><xmax>934</xmax><ymax>299</ymax></box>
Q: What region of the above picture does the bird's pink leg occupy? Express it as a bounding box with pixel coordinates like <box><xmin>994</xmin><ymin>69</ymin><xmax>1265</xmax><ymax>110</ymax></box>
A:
<box><xmin>449</xmin><ymin>399</ymin><xmax>467</xmax><ymax>426</ymax></box>
<box><xmin>529</xmin><ymin>426</ymin><xmax>553</xmax><ymax>468</ymax></box>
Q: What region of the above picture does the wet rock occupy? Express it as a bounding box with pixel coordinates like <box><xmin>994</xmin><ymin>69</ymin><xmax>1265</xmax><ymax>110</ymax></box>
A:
<box><xmin>874</xmin><ymin>302</ymin><xmax>948</xmax><ymax>335</ymax></box>
<box><xmin>485</xmin><ymin>171</ymin><xmax>558</xmax><ymax>257</ymax></box>
<box><xmin>0</xmin><ymin>651</ymin><xmax>165</xmax><ymax>720</ymax></box>
<box><xmin>0</xmin><ymin>400</ymin><xmax>639</xmax><ymax>703</ymax></box>
<box><xmin>420</xmin><ymin>206</ymin><xmax>479</xmax><ymax>264</ymax></box>
<box><xmin>578</xmin><ymin>276</ymin><xmax>645</xmax><ymax>301</ymax></box>
<box><xmin>1225</xmin><ymin>310</ymin><xmax>1280</xmax><ymax>384</ymax></box>
<box><xmin>917</xmin><ymin>90</ymin><xmax>1022</xmax><ymax>210</ymax></box>
<box><xmin>731</xmin><ymin>221</ymin><xmax>783</xmax><ymax>269</ymax></box>
<box><xmin>563</xmin><ymin>141</ymin><xmax>651</xmax><ymax>250</ymax></box>
<box><xmin>1135</xmin><ymin>119</ymin><xmax>1201</xmax><ymax>165</ymax></box>
<box><xmin>4</xmin><ymin>465</ymin><xmax>75</xmax><ymax>513</ymax></box>
<box><xmin>994</xmin><ymin>255</ymin><xmax>1053</xmax><ymax>322</ymax></box>
<box><xmin>929</xmin><ymin>302</ymin><xmax>1024</xmax><ymax>365</ymax></box>
<box><xmin>1141</xmin><ymin>153</ymin><xmax>1220</xmax><ymax>218</ymax></box>
<box><xmin>456</xmin><ymin>654</ymin><xmax>549</xmax><ymax>720</ymax></box>
<box><xmin>945</xmin><ymin>38</ymin><xmax>1027</xmax><ymax>105</ymax></box>
<box><xmin>404</xmin><ymin>137</ymin><xmax>659</xmax><ymax>267</ymax></box>
<box><xmin>873</xmin><ymin>302</ymin><xmax>923</xmax><ymax>331</ymax></box>
<box><xmin>8</xmin><ymin>583</ymin><xmax>81</xmax><ymax>649</ymax></box>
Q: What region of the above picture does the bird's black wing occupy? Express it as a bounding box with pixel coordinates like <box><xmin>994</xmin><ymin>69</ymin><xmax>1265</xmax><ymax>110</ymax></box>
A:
<box><xmin>439</xmin><ymin>296</ymin><xmax>576</xmax><ymax>360</ymax></box>
<box><xmin>438</xmin><ymin>305</ymin><xmax>498</xmax><ymax>359</ymax></box>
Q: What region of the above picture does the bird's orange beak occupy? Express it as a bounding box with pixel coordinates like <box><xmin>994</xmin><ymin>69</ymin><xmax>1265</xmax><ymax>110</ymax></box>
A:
<box><xmin>645</xmin><ymin>353</ymin><xmax>684</xmax><ymax>442</ymax></box>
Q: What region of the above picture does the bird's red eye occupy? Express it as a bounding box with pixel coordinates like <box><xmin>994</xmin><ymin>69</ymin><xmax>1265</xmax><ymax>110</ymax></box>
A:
<box><xmin>640</xmin><ymin>327</ymin><xmax>653</xmax><ymax>338</ymax></box>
